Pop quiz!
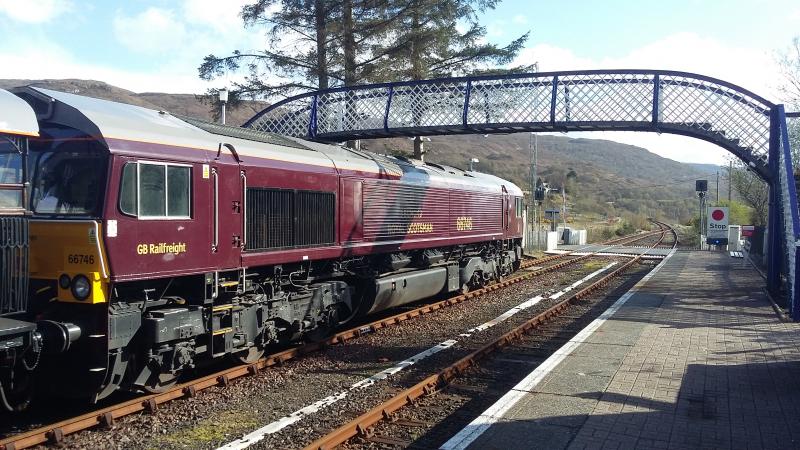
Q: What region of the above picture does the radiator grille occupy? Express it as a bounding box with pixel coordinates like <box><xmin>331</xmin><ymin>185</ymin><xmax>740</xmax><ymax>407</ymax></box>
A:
<box><xmin>246</xmin><ymin>188</ymin><xmax>335</xmax><ymax>251</ymax></box>
<box><xmin>0</xmin><ymin>216</ymin><xmax>28</xmax><ymax>316</ymax></box>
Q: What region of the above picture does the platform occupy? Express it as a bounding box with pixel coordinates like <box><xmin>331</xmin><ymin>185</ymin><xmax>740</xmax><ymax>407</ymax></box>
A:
<box><xmin>442</xmin><ymin>250</ymin><xmax>800</xmax><ymax>449</ymax></box>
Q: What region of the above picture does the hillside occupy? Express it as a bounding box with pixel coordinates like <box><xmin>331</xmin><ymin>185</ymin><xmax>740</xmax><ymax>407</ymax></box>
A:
<box><xmin>361</xmin><ymin>135</ymin><xmax>708</xmax><ymax>222</ymax></box>
<box><xmin>1</xmin><ymin>78</ymin><xmax>712</xmax><ymax>222</ymax></box>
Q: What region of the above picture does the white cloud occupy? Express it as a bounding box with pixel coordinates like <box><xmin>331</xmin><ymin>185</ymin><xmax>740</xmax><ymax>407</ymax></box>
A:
<box><xmin>0</xmin><ymin>0</ymin><xmax>71</xmax><ymax>23</ymax></box>
<box><xmin>514</xmin><ymin>32</ymin><xmax>782</xmax><ymax>164</ymax></box>
<box><xmin>183</xmin><ymin>0</ymin><xmax>251</xmax><ymax>33</ymax></box>
<box><xmin>113</xmin><ymin>7</ymin><xmax>188</xmax><ymax>55</ymax></box>
<box><xmin>512</xmin><ymin>15</ymin><xmax>527</xmax><ymax>25</ymax></box>
<box><xmin>0</xmin><ymin>36</ymin><xmax>213</xmax><ymax>94</ymax></box>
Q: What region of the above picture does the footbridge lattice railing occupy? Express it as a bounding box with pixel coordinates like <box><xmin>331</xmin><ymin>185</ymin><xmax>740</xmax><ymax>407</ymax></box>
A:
<box><xmin>246</xmin><ymin>70</ymin><xmax>773</xmax><ymax>179</ymax></box>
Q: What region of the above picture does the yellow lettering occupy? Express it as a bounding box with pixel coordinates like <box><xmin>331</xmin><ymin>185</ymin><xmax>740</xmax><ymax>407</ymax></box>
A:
<box><xmin>136</xmin><ymin>242</ymin><xmax>188</xmax><ymax>256</ymax></box>
<box><xmin>456</xmin><ymin>216</ymin><xmax>473</xmax><ymax>231</ymax></box>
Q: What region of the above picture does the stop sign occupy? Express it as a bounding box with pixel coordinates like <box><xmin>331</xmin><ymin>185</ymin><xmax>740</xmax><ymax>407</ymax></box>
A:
<box><xmin>707</xmin><ymin>206</ymin><xmax>729</xmax><ymax>242</ymax></box>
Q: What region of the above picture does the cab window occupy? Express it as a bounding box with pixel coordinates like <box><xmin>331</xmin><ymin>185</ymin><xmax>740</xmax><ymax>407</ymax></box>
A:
<box><xmin>515</xmin><ymin>197</ymin><xmax>524</xmax><ymax>217</ymax></box>
<box><xmin>30</xmin><ymin>139</ymin><xmax>107</xmax><ymax>216</ymax></box>
<box><xmin>0</xmin><ymin>137</ymin><xmax>24</xmax><ymax>209</ymax></box>
<box><xmin>119</xmin><ymin>162</ymin><xmax>191</xmax><ymax>218</ymax></box>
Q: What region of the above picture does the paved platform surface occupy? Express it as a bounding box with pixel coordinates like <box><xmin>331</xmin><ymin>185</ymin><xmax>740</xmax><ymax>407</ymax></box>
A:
<box><xmin>449</xmin><ymin>251</ymin><xmax>800</xmax><ymax>450</ymax></box>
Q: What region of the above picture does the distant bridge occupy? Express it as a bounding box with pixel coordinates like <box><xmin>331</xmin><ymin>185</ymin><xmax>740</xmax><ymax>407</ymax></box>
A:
<box><xmin>244</xmin><ymin>69</ymin><xmax>800</xmax><ymax>320</ymax></box>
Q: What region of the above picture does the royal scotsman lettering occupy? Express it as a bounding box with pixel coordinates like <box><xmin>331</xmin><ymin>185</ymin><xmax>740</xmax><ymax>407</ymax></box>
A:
<box><xmin>136</xmin><ymin>242</ymin><xmax>188</xmax><ymax>255</ymax></box>
<box><xmin>387</xmin><ymin>222</ymin><xmax>434</xmax><ymax>235</ymax></box>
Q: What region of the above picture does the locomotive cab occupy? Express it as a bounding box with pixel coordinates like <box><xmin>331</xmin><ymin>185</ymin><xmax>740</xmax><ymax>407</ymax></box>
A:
<box><xmin>0</xmin><ymin>88</ymin><xmax>40</xmax><ymax>411</ymax></box>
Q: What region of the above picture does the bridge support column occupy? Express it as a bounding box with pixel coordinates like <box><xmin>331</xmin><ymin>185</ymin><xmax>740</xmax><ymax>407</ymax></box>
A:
<box><xmin>766</xmin><ymin>109</ymin><xmax>781</xmax><ymax>296</ymax></box>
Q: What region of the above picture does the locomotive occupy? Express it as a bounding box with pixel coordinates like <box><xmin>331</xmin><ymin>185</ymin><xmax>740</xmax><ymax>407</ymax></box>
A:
<box><xmin>2</xmin><ymin>86</ymin><xmax>524</xmax><ymax>405</ymax></box>
<box><xmin>0</xmin><ymin>89</ymin><xmax>39</xmax><ymax>410</ymax></box>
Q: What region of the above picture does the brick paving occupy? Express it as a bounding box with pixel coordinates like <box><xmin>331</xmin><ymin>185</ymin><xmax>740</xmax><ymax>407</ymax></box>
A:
<box><xmin>460</xmin><ymin>251</ymin><xmax>800</xmax><ymax>450</ymax></box>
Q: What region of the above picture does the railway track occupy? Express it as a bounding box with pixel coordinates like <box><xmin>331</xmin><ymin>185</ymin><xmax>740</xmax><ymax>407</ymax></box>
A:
<box><xmin>302</xmin><ymin>221</ymin><xmax>676</xmax><ymax>450</ymax></box>
<box><xmin>0</xmin><ymin>224</ymin><xmax>670</xmax><ymax>450</ymax></box>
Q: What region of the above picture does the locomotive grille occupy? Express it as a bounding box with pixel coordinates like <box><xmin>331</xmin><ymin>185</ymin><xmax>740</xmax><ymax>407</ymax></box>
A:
<box><xmin>0</xmin><ymin>216</ymin><xmax>29</xmax><ymax>316</ymax></box>
<box><xmin>246</xmin><ymin>188</ymin><xmax>335</xmax><ymax>251</ymax></box>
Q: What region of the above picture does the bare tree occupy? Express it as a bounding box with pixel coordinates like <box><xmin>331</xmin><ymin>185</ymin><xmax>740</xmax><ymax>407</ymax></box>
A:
<box><xmin>777</xmin><ymin>37</ymin><xmax>800</xmax><ymax>171</ymax></box>
<box><xmin>730</xmin><ymin>163</ymin><xmax>768</xmax><ymax>226</ymax></box>
<box><xmin>778</xmin><ymin>37</ymin><xmax>800</xmax><ymax>107</ymax></box>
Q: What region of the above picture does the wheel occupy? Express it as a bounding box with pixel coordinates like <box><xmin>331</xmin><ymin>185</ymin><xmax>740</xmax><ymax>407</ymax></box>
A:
<box><xmin>233</xmin><ymin>346</ymin><xmax>265</xmax><ymax>364</ymax></box>
<box><xmin>142</xmin><ymin>372</ymin><xmax>180</xmax><ymax>394</ymax></box>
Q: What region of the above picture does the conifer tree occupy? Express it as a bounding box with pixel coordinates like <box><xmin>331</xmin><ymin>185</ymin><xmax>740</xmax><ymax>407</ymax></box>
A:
<box><xmin>363</xmin><ymin>0</ymin><xmax>531</xmax><ymax>159</ymax></box>
<box><xmin>199</xmin><ymin>0</ymin><xmax>533</xmax><ymax>156</ymax></box>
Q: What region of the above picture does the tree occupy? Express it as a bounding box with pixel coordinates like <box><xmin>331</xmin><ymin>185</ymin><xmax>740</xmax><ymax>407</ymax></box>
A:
<box><xmin>778</xmin><ymin>37</ymin><xmax>800</xmax><ymax>107</ymax></box>
<box><xmin>730</xmin><ymin>163</ymin><xmax>768</xmax><ymax>226</ymax></box>
<box><xmin>367</xmin><ymin>0</ymin><xmax>531</xmax><ymax>159</ymax></box>
<box><xmin>199</xmin><ymin>0</ymin><xmax>532</xmax><ymax>156</ymax></box>
<box><xmin>716</xmin><ymin>199</ymin><xmax>752</xmax><ymax>225</ymax></box>
<box><xmin>199</xmin><ymin>0</ymin><xmax>397</xmax><ymax>101</ymax></box>
<box><xmin>778</xmin><ymin>36</ymin><xmax>800</xmax><ymax>167</ymax></box>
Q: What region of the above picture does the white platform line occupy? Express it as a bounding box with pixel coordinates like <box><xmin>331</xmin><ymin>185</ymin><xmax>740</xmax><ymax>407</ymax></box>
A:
<box><xmin>440</xmin><ymin>249</ymin><xmax>677</xmax><ymax>450</ymax></box>
<box><xmin>217</xmin><ymin>341</ymin><xmax>457</xmax><ymax>450</ymax></box>
<box><xmin>216</xmin><ymin>261</ymin><xmax>618</xmax><ymax>450</ymax></box>
<box><xmin>460</xmin><ymin>262</ymin><xmax>617</xmax><ymax>337</ymax></box>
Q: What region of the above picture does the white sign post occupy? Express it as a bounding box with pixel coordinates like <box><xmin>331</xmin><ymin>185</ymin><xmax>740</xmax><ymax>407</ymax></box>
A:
<box><xmin>707</xmin><ymin>206</ymin><xmax>729</xmax><ymax>246</ymax></box>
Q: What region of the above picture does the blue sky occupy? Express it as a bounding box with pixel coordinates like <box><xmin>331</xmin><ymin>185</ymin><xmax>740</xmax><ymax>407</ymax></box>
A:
<box><xmin>0</xmin><ymin>0</ymin><xmax>798</xmax><ymax>163</ymax></box>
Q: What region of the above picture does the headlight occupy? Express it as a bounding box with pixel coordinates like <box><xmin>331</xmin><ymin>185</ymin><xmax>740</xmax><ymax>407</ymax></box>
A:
<box><xmin>58</xmin><ymin>274</ymin><xmax>71</xmax><ymax>289</ymax></box>
<box><xmin>71</xmin><ymin>275</ymin><xmax>91</xmax><ymax>301</ymax></box>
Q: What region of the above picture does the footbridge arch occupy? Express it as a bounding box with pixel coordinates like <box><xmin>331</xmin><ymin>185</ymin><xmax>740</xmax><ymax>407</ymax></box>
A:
<box><xmin>243</xmin><ymin>70</ymin><xmax>800</xmax><ymax>319</ymax></box>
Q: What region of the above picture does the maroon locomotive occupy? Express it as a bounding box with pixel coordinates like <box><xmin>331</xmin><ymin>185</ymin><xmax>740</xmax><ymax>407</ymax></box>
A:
<box><xmin>10</xmin><ymin>86</ymin><xmax>524</xmax><ymax>402</ymax></box>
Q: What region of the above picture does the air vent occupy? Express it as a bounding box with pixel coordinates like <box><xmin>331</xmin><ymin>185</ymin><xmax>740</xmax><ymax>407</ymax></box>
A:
<box><xmin>246</xmin><ymin>188</ymin><xmax>335</xmax><ymax>251</ymax></box>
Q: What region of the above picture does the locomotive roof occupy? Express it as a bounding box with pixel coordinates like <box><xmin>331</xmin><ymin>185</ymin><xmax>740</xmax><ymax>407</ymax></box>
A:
<box><xmin>0</xmin><ymin>88</ymin><xmax>38</xmax><ymax>137</ymax></box>
<box><xmin>15</xmin><ymin>86</ymin><xmax>521</xmax><ymax>196</ymax></box>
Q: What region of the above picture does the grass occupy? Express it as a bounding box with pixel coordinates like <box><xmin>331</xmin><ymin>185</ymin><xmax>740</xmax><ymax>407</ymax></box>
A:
<box><xmin>157</xmin><ymin>409</ymin><xmax>260</xmax><ymax>448</ymax></box>
<box><xmin>583</xmin><ymin>260</ymin><xmax>609</xmax><ymax>271</ymax></box>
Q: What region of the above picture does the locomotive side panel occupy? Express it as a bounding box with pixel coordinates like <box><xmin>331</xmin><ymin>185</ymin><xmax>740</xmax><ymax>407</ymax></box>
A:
<box><xmin>239</xmin><ymin>156</ymin><xmax>341</xmax><ymax>268</ymax></box>
<box><xmin>361</xmin><ymin>180</ymin><xmax>450</xmax><ymax>243</ymax></box>
<box><xmin>339</xmin><ymin>178</ymin><xmax>363</xmax><ymax>244</ymax></box>
<box><xmin>448</xmin><ymin>189</ymin><xmax>503</xmax><ymax>239</ymax></box>
<box><xmin>102</xmin><ymin>153</ymin><xmax>216</xmax><ymax>282</ymax></box>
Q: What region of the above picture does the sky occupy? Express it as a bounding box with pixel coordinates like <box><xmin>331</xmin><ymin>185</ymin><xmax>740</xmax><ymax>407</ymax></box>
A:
<box><xmin>0</xmin><ymin>0</ymin><xmax>798</xmax><ymax>164</ymax></box>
